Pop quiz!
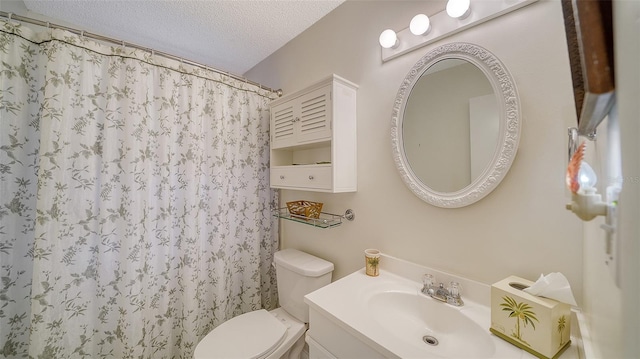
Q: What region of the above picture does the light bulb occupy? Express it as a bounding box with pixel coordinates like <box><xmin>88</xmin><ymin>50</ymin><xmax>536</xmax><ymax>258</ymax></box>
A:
<box><xmin>446</xmin><ymin>0</ymin><xmax>471</xmax><ymax>19</ymax></box>
<box><xmin>410</xmin><ymin>14</ymin><xmax>431</xmax><ymax>36</ymax></box>
<box><xmin>578</xmin><ymin>161</ymin><xmax>598</xmax><ymax>189</ymax></box>
<box><xmin>379</xmin><ymin>29</ymin><xmax>398</xmax><ymax>49</ymax></box>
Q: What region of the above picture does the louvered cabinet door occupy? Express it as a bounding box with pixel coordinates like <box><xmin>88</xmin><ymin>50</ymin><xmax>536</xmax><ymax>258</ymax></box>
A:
<box><xmin>295</xmin><ymin>86</ymin><xmax>332</xmax><ymax>144</ymax></box>
<box><xmin>271</xmin><ymin>102</ymin><xmax>296</xmax><ymax>149</ymax></box>
<box><xmin>271</xmin><ymin>86</ymin><xmax>332</xmax><ymax>148</ymax></box>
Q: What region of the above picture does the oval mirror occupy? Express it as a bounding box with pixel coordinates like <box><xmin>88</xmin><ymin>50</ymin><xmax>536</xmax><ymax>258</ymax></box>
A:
<box><xmin>391</xmin><ymin>43</ymin><xmax>521</xmax><ymax>208</ymax></box>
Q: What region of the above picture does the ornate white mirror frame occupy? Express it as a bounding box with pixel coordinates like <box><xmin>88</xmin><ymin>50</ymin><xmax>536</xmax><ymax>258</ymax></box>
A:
<box><xmin>391</xmin><ymin>42</ymin><xmax>521</xmax><ymax>208</ymax></box>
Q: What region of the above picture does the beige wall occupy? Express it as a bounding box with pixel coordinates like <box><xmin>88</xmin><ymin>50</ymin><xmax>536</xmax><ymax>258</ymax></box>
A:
<box><xmin>616</xmin><ymin>1</ymin><xmax>640</xmax><ymax>356</ymax></box>
<box><xmin>609</xmin><ymin>2</ymin><xmax>639</xmax><ymax>358</ymax></box>
<box><xmin>246</xmin><ymin>0</ymin><xmax>584</xmax><ymax>301</ymax></box>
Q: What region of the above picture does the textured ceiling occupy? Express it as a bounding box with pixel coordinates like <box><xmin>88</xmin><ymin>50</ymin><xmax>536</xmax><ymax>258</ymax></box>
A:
<box><xmin>20</xmin><ymin>0</ymin><xmax>344</xmax><ymax>75</ymax></box>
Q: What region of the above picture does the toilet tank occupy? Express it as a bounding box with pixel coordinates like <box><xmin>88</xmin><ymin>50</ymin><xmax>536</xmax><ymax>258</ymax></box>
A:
<box><xmin>274</xmin><ymin>249</ymin><xmax>334</xmax><ymax>323</ymax></box>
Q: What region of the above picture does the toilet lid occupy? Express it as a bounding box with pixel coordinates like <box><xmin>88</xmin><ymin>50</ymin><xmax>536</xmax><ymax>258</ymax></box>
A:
<box><xmin>194</xmin><ymin>309</ymin><xmax>287</xmax><ymax>359</ymax></box>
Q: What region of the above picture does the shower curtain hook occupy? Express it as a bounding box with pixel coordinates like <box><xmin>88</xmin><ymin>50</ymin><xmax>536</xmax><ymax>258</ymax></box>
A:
<box><xmin>46</xmin><ymin>21</ymin><xmax>50</xmax><ymax>28</ymax></box>
<box><xmin>7</xmin><ymin>13</ymin><xmax>12</xmax><ymax>21</ymax></box>
<box><xmin>80</xmin><ymin>30</ymin><xmax>84</xmax><ymax>40</ymax></box>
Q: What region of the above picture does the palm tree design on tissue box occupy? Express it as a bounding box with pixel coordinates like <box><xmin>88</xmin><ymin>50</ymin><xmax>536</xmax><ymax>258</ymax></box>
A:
<box><xmin>500</xmin><ymin>296</ymin><xmax>539</xmax><ymax>346</ymax></box>
<box><xmin>557</xmin><ymin>315</ymin><xmax>567</xmax><ymax>348</ymax></box>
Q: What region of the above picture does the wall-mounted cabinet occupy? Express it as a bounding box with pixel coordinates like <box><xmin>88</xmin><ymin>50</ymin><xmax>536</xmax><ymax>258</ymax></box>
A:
<box><xmin>270</xmin><ymin>75</ymin><xmax>358</xmax><ymax>192</ymax></box>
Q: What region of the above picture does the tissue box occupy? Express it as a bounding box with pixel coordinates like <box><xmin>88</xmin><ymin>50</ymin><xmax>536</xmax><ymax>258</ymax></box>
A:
<box><xmin>490</xmin><ymin>276</ymin><xmax>571</xmax><ymax>359</ymax></box>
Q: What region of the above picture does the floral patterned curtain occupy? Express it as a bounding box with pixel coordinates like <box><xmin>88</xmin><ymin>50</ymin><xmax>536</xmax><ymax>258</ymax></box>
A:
<box><xmin>0</xmin><ymin>20</ymin><xmax>278</xmax><ymax>358</ymax></box>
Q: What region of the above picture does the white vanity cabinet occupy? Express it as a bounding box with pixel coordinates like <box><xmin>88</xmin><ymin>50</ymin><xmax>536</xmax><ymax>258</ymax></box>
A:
<box><xmin>306</xmin><ymin>308</ymin><xmax>389</xmax><ymax>359</ymax></box>
<box><xmin>269</xmin><ymin>74</ymin><xmax>357</xmax><ymax>192</ymax></box>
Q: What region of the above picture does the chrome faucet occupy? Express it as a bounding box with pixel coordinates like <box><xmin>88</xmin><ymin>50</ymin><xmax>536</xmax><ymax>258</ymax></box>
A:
<box><xmin>421</xmin><ymin>274</ymin><xmax>464</xmax><ymax>307</ymax></box>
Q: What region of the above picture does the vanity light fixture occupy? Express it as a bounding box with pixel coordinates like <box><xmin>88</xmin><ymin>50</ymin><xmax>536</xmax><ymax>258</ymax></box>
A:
<box><xmin>379</xmin><ymin>29</ymin><xmax>399</xmax><ymax>49</ymax></box>
<box><xmin>446</xmin><ymin>0</ymin><xmax>471</xmax><ymax>19</ymax></box>
<box><xmin>410</xmin><ymin>14</ymin><xmax>431</xmax><ymax>36</ymax></box>
<box><xmin>379</xmin><ymin>0</ymin><xmax>538</xmax><ymax>62</ymax></box>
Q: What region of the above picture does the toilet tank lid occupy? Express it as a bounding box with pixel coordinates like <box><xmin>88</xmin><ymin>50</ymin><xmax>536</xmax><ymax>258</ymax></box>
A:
<box><xmin>274</xmin><ymin>249</ymin><xmax>334</xmax><ymax>277</ymax></box>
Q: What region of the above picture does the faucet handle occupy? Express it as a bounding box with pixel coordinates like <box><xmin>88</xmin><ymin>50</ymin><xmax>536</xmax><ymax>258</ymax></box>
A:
<box><xmin>446</xmin><ymin>281</ymin><xmax>464</xmax><ymax>306</ymax></box>
<box><xmin>421</xmin><ymin>274</ymin><xmax>436</xmax><ymax>295</ymax></box>
<box><xmin>422</xmin><ymin>274</ymin><xmax>435</xmax><ymax>288</ymax></box>
<box><xmin>448</xmin><ymin>281</ymin><xmax>462</xmax><ymax>297</ymax></box>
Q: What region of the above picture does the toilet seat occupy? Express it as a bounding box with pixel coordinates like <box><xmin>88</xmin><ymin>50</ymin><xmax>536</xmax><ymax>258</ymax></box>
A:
<box><xmin>194</xmin><ymin>309</ymin><xmax>287</xmax><ymax>359</ymax></box>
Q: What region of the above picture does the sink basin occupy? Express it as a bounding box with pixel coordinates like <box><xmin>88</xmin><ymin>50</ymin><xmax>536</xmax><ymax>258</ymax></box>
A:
<box><xmin>368</xmin><ymin>291</ymin><xmax>495</xmax><ymax>358</ymax></box>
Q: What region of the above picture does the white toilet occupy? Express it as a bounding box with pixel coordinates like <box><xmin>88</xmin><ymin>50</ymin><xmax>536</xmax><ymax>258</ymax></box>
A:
<box><xmin>194</xmin><ymin>248</ymin><xmax>334</xmax><ymax>359</ymax></box>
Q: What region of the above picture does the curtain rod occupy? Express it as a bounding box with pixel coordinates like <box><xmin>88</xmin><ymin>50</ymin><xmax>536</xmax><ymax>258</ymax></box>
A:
<box><xmin>0</xmin><ymin>11</ymin><xmax>283</xmax><ymax>97</ymax></box>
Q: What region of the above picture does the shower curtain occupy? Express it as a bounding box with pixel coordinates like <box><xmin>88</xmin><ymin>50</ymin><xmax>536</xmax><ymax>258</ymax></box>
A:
<box><xmin>0</xmin><ymin>20</ymin><xmax>278</xmax><ymax>358</ymax></box>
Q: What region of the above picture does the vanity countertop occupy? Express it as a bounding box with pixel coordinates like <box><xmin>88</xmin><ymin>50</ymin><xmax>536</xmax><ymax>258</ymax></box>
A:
<box><xmin>304</xmin><ymin>254</ymin><xmax>582</xmax><ymax>359</ymax></box>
